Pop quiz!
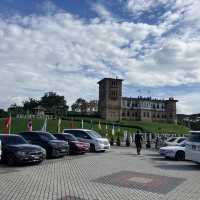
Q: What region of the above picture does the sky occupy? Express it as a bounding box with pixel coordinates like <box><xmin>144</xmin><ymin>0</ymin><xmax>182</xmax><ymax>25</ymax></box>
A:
<box><xmin>0</xmin><ymin>0</ymin><xmax>200</xmax><ymax>114</ymax></box>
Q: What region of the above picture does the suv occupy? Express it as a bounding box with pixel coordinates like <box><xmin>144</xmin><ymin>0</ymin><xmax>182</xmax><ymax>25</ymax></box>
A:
<box><xmin>63</xmin><ymin>129</ymin><xmax>110</xmax><ymax>152</ymax></box>
<box><xmin>18</xmin><ymin>131</ymin><xmax>69</xmax><ymax>158</ymax></box>
<box><xmin>0</xmin><ymin>134</ymin><xmax>46</xmax><ymax>166</ymax></box>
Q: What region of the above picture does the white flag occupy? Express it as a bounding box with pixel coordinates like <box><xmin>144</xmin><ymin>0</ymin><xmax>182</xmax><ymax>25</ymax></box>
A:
<box><xmin>81</xmin><ymin>119</ymin><xmax>84</xmax><ymax>129</ymax></box>
<box><xmin>112</xmin><ymin>124</ymin><xmax>115</xmax><ymax>136</ymax></box>
<box><xmin>41</xmin><ymin>118</ymin><xmax>47</xmax><ymax>132</ymax></box>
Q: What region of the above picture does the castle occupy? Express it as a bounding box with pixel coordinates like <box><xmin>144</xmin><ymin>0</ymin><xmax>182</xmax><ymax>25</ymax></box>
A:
<box><xmin>98</xmin><ymin>78</ymin><xmax>178</xmax><ymax>123</ymax></box>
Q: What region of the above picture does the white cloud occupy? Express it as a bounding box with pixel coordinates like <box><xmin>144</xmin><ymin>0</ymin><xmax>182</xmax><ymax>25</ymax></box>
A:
<box><xmin>91</xmin><ymin>3</ymin><xmax>113</xmax><ymax>21</ymax></box>
<box><xmin>176</xmin><ymin>92</ymin><xmax>200</xmax><ymax>115</ymax></box>
<box><xmin>0</xmin><ymin>1</ymin><xmax>200</xmax><ymax>114</ymax></box>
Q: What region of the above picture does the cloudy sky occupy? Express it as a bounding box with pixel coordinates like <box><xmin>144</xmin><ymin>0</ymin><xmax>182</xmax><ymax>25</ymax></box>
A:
<box><xmin>0</xmin><ymin>0</ymin><xmax>200</xmax><ymax>114</ymax></box>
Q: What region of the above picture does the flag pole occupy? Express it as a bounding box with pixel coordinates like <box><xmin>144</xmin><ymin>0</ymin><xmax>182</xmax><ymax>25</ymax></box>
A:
<box><xmin>9</xmin><ymin>113</ymin><xmax>11</xmax><ymax>134</ymax></box>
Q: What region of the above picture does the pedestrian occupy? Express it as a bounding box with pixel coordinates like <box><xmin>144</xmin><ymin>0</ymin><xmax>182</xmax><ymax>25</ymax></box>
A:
<box><xmin>135</xmin><ymin>131</ymin><xmax>143</xmax><ymax>155</ymax></box>
<box><xmin>155</xmin><ymin>136</ymin><xmax>159</xmax><ymax>149</ymax></box>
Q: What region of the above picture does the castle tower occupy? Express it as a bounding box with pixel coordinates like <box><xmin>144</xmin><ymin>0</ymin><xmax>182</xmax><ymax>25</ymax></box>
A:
<box><xmin>165</xmin><ymin>97</ymin><xmax>178</xmax><ymax>123</ymax></box>
<box><xmin>98</xmin><ymin>78</ymin><xmax>123</xmax><ymax>121</ymax></box>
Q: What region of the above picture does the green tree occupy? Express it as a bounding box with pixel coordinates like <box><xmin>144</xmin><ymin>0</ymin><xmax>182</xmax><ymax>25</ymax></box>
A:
<box><xmin>23</xmin><ymin>98</ymin><xmax>39</xmax><ymax>113</ymax></box>
<box><xmin>8</xmin><ymin>104</ymin><xmax>24</xmax><ymax>116</ymax></box>
<box><xmin>0</xmin><ymin>108</ymin><xmax>8</xmax><ymax>118</ymax></box>
<box><xmin>71</xmin><ymin>98</ymin><xmax>86</xmax><ymax>112</ymax></box>
<box><xmin>40</xmin><ymin>92</ymin><xmax>69</xmax><ymax>117</ymax></box>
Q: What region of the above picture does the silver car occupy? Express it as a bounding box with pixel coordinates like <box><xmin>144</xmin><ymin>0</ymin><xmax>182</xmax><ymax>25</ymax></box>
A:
<box><xmin>63</xmin><ymin>129</ymin><xmax>110</xmax><ymax>152</ymax></box>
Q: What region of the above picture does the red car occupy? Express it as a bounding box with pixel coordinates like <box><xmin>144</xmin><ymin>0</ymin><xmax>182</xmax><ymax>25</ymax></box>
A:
<box><xmin>53</xmin><ymin>133</ymin><xmax>90</xmax><ymax>155</ymax></box>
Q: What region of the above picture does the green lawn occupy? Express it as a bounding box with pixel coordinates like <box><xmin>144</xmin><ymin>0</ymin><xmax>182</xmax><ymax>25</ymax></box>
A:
<box><xmin>0</xmin><ymin>117</ymin><xmax>190</xmax><ymax>138</ymax></box>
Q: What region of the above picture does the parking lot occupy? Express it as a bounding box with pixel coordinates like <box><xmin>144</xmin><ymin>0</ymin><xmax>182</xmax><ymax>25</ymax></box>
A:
<box><xmin>0</xmin><ymin>147</ymin><xmax>200</xmax><ymax>200</ymax></box>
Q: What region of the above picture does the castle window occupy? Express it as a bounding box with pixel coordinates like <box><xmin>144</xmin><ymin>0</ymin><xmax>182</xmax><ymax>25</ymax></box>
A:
<box><xmin>122</xmin><ymin>112</ymin><xmax>125</xmax><ymax>117</ymax></box>
<box><xmin>157</xmin><ymin>104</ymin><xmax>159</xmax><ymax>109</ymax></box>
<box><xmin>132</xmin><ymin>113</ymin><xmax>135</xmax><ymax>117</ymax></box>
<box><xmin>153</xmin><ymin>113</ymin><xmax>155</xmax><ymax>118</ymax></box>
<box><xmin>147</xmin><ymin>112</ymin><xmax>150</xmax><ymax>118</ymax></box>
<box><xmin>157</xmin><ymin>114</ymin><xmax>160</xmax><ymax>118</ymax></box>
<box><xmin>153</xmin><ymin>104</ymin><xmax>156</xmax><ymax>109</ymax></box>
<box><xmin>143</xmin><ymin>112</ymin><xmax>146</xmax><ymax>117</ymax></box>
<box><xmin>127</xmin><ymin>112</ymin><xmax>130</xmax><ymax>117</ymax></box>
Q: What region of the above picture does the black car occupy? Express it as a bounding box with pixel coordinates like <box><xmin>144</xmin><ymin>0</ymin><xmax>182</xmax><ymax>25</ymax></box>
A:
<box><xmin>53</xmin><ymin>133</ymin><xmax>90</xmax><ymax>155</ymax></box>
<box><xmin>18</xmin><ymin>131</ymin><xmax>69</xmax><ymax>158</ymax></box>
<box><xmin>0</xmin><ymin>134</ymin><xmax>46</xmax><ymax>166</ymax></box>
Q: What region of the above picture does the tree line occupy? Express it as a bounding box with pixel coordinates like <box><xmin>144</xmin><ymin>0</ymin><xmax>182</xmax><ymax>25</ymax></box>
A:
<box><xmin>0</xmin><ymin>92</ymin><xmax>98</xmax><ymax>118</ymax></box>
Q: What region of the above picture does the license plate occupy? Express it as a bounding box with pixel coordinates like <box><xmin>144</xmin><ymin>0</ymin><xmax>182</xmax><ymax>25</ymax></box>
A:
<box><xmin>61</xmin><ymin>149</ymin><xmax>66</xmax><ymax>152</ymax></box>
<box><xmin>32</xmin><ymin>155</ymin><xmax>39</xmax><ymax>159</ymax></box>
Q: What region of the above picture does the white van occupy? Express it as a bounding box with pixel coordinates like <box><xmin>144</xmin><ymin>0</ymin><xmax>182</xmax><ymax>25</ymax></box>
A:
<box><xmin>185</xmin><ymin>131</ymin><xmax>200</xmax><ymax>163</ymax></box>
<box><xmin>63</xmin><ymin>129</ymin><xmax>110</xmax><ymax>152</ymax></box>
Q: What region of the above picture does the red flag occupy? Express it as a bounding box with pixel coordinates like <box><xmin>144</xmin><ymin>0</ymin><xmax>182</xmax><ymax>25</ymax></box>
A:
<box><xmin>27</xmin><ymin>119</ymin><xmax>32</xmax><ymax>131</ymax></box>
<box><xmin>3</xmin><ymin>115</ymin><xmax>12</xmax><ymax>134</ymax></box>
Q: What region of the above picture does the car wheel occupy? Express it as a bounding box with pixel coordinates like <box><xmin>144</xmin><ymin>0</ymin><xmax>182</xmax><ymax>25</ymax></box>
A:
<box><xmin>6</xmin><ymin>154</ymin><xmax>16</xmax><ymax>166</ymax></box>
<box><xmin>175</xmin><ymin>151</ymin><xmax>185</xmax><ymax>161</ymax></box>
<box><xmin>90</xmin><ymin>144</ymin><xmax>96</xmax><ymax>152</ymax></box>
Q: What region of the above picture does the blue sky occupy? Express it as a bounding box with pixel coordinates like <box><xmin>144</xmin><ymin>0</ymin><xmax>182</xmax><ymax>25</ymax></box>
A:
<box><xmin>0</xmin><ymin>0</ymin><xmax>200</xmax><ymax>114</ymax></box>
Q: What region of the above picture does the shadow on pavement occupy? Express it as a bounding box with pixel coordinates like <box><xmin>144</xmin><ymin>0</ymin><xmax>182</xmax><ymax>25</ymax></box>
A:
<box><xmin>155</xmin><ymin>163</ymin><xmax>200</xmax><ymax>171</ymax></box>
<box><xmin>150</xmin><ymin>157</ymin><xmax>172</xmax><ymax>162</ymax></box>
<box><xmin>145</xmin><ymin>153</ymin><xmax>160</xmax><ymax>157</ymax></box>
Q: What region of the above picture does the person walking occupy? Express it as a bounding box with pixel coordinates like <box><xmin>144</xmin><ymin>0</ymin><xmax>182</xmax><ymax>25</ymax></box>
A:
<box><xmin>135</xmin><ymin>131</ymin><xmax>143</xmax><ymax>155</ymax></box>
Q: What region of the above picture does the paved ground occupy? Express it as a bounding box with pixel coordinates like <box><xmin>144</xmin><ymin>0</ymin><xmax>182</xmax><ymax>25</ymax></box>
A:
<box><xmin>0</xmin><ymin>147</ymin><xmax>200</xmax><ymax>200</ymax></box>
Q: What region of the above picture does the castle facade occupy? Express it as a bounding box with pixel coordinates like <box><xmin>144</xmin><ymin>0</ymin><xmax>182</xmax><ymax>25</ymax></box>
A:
<box><xmin>98</xmin><ymin>78</ymin><xmax>177</xmax><ymax>123</ymax></box>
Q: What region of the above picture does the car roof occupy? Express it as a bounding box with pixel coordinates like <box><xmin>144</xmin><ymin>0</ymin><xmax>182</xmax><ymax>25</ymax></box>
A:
<box><xmin>19</xmin><ymin>131</ymin><xmax>50</xmax><ymax>134</ymax></box>
<box><xmin>189</xmin><ymin>131</ymin><xmax>200</xmax><ymax>133</ymax></box>
<box><xmin>0</xmin><ymin>134</ymin><xmax>20</xmax><ymax>137</ymax></box>
<box><xmin>63</xmin><ymin>129</ymin><xmax>92</xmax><ymax>131</ymax></box>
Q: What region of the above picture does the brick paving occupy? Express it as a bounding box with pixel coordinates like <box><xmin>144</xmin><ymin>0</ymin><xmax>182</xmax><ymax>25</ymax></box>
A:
<box><xmin>0</xmin><ymin>147</ymin><xmax>200</xmax><ymax>200</ymax></box>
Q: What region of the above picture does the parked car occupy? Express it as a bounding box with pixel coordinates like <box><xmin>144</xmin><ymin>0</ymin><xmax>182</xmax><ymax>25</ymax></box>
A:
<box><xmin>159</xmin><ymin>141</ymin><xmax>186</xmax><ymax>161</ymax></box>
<box><xmin>63</xmin><ymin>129</ymin><xmax>110</xmax><ymax>152</ymax></box>
<box><xmin>0</xmin><ymin>139</ymin><xmax>1</xmax><ymax>161</ymax></box>
<box><xmin>18</xmin><ymin>131</ymin><xmax>69</xmax><ymax>158</ymax></box>
<box><xmin>0</xmin><ymin>134</ymin><xmax>46</xmax><ymax>166</ymax></box>
<box><xmin>53</xmin><ymin>133</ymin><xmax>90</xmax><ymax>154</ymax></box>
<box><xmin>164</xmin><ymin>137</ymin><xmax>186</xmax><ymax>146</ymax></box>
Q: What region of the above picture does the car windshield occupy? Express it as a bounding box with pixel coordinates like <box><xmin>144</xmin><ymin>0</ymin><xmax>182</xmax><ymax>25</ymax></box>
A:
<box><xmin>188</xmin><ymin>132</ymin><xmax>200</xmax><ymax>142</ymax></box>
<box><xmin>65</xmin><ymin>134</ymin><xmax>77</xmax><ymax>141</ymax></box>
<box><xmin>86</xmin><ymin>130</ymin><xmax>102</xmax><ymax>138</ymax></box>
<box><xmin>0</xmin><ymin>136</ymin><xmax>27</xmax><ymax>145</ymax></box>
<box><xmin>167</xmin><ymin>137</ymin><xmax>176</xmax><ymax>142</ymax></box>
<box><xmin>39</xmin><ymin>132</ymin><xmax>57</xmax><ymax>141</ymax></box>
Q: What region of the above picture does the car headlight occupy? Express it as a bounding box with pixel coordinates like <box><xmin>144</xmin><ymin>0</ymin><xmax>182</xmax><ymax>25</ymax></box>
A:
<box><xmin>16</xmin><ymin>151</ymin><xmax>26</xmax><ymax>156</ymax></box>
<box><xmin>41</xmin><ymin>148</ymin><xmax>46</xmax><ymax>155</ymax></box>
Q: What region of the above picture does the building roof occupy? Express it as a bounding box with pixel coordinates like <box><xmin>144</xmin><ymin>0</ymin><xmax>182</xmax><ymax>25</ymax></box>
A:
<box><xmin>122</xmin><ymin>96</ymin><xmax>178</xmax><ymax>102</ymax></box>
<box><xmin>97</xmin><ymin>77</ymin><xmax>123</xmax><ymax>84</ymax></box>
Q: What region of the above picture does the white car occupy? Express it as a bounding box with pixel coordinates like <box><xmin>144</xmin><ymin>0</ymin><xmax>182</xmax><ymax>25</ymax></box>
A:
<box><xmin>159</xmin><ymin>141</ymin><xmax>186</xmax><ymax>161</ymax></box>
<box><xmin>63</xmin><ymin>129</ymin><xmax>110</xmax><ymax>152</ymax></box>
<box><xmin>164</xmin><ymin>137</ymin><xmax>186</xmax><ymax>146</ymax></box>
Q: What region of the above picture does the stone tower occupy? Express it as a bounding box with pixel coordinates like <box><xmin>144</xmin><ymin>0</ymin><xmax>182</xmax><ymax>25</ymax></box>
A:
<box><xmin>165</xmin><ymin>97</ymin><xmax>178</xmax><ymax>123</ymax></box>
<box><xmin>98</xmin><ymin>78</ymin><xmax>123</xmax><ymax>121</ymax></box>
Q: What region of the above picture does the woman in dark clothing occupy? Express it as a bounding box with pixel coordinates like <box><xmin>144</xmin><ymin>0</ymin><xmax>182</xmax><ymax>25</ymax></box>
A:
<box><xmin>135</xmin><ymin>131</ymin><xmax>143</xmax><ymax>155</ymax></box>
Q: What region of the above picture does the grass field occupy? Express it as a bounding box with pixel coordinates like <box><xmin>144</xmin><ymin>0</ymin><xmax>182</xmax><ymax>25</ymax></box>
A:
<box><xmin>0</xmin><ymin>117</ymin><xmax>190</xmax><ymax>137</ymax></box>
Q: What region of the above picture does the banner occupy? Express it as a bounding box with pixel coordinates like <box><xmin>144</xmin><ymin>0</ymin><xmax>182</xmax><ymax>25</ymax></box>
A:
<box><xmin>3</xmin><ymin>114</ymin><xmax>12</xmax><ymax>134</ymax></box>
<box><xmin>27</xmin><ymin>119</ymin><xmax>32</xmax><ymax>132</ymax></box>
